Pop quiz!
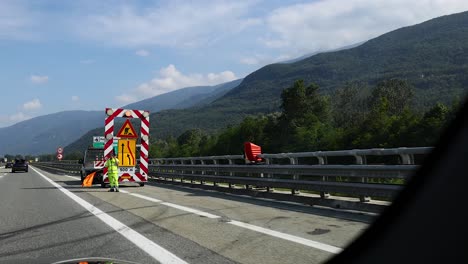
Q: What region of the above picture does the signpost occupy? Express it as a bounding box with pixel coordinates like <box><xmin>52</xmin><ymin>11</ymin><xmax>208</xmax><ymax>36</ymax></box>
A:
<box><xmin>93</xmin><ymin>136</ymin><xmax>105</xmax><ymax>148</ymax></box>
<box><xmin>93</xmin><ymin>136</ymin><xmax>118</xmax><ymax>154</ymax></box>
<box><xmin>57</xmin><ymin>147</ymin><xmax>63</xmax><ymax>161</ymax></box>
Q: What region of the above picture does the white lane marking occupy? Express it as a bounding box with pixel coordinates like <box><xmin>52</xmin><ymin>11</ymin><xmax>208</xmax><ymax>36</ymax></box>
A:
<box><xmin>161</xmin><ymin>202</ymin><xmax>221</xmax><ymax>219</ymax></box>
<box><xmin>67</xmin><ymin>175</ymin><xmax>80</xmax><ymax>180</ymax></box>
<box><xmin>30</xmin><ymin>166</ymin><xmax>188</xmax><ymax>264</ymax></box>
<box><xmin>119</xmin><ymin>189</ymin><xmax>342</xmax><ymax>253</ymax></box>
<box><xmin>120</xmin><ymin>190</ymin><xmax>219</xmax><ymax>219</ymax></box>
<box><xmin>49</xmin><ymin>170</ymin><xmax>343</xmax><ymax>254</ymax></box>
<box><xmin>229</xmin><ymin>220</ymin><xmax>342</xmax><ymax>254</ymax></box>
<box><xmin>124</xmin><ymin>190</ymin><xmax>163</xmax><ymax>203</ymax></box>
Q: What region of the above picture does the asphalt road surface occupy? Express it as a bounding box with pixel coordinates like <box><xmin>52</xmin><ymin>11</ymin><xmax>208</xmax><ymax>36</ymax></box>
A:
<box><xmin>0</xmin><ymin>166</ymin><xmax>372</xmax><ymax>264</ymax></box>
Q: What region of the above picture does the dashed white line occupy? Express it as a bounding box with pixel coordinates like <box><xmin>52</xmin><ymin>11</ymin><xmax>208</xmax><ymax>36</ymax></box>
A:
<box><xmin>229</xmin><ymin>220</ymin><xmax>342</xmax><ymax>254</ymax></box>
<box><xmin>120</xmin><ymin>187</ymin><xmax>342</xmax><ymax>253</ymax></box>
<box><xmin>119</xmin><ymin>190</ymin><xmax>220</xmax><ymax>219</ymax></box>
<box><xmin>161</xmin><ymin>202</ymin><xmax>221</xmax><ymax>219</ymax></box>
<box><xmin>30</xmin><ymin>166</ymin><xmax>188</xmax><ymax>264</ymax></box>
<box><xmin>55</xmin><ymin>169</ymin><xmax>343</xmax><ymax>254</ymax></box>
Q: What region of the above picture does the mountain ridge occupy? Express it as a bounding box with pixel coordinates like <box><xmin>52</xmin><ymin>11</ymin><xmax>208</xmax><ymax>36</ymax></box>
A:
<box><xmin>146</xmin><ymin>10</ymin><xmax>468</xmax><ymax>139</ymax></box>
<box><xmin>0</xmin><ymin>79</ymin><xmax>242</xmax><ymax>155</ymax></box>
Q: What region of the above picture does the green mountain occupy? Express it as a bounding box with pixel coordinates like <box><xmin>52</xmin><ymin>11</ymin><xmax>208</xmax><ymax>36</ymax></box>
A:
<box><xmin>66</xmin><ymin>11</ymin><xmax>468</xmax><ymax>155</ymax></box>
<box><xmin>0</xmin><ymin>111</ymin><xmax>103</xmax><ymax>156</ymax></box>
<box><xmin>0</xmin><ymin>79</ymin><xmax>241</xmax><ymax>156</ymax></box>
<box><xmin>63</xmin><ymin>80</ymin><xmax>242</xmax><ymax>155</ymax></box>
<box><xmin>122</xmin><ymin>79</ymin><xmax>242</xmax><ymax>112</ymax></box>
<box><xmin>149</xmin><ymin>11</ymin><xmax>468</xmax><ymax>139</ymax></box>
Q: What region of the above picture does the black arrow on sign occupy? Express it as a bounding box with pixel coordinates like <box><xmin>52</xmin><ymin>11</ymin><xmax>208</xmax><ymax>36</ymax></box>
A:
<box><xmin>121</xmin><ymin>143</ymin><xmax>125</xmax><ymax>164</ymax></box>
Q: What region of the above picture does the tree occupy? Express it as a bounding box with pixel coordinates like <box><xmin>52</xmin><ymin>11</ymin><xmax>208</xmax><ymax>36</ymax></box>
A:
<box><xmin>177</xmin><ymin>129</ymin><xmax>204</xmax><ymax>157</ymax></box>
<box><xmin>332</xmin><ymin>81</ymin><xmax>369</xmax><ymax>129</ymax></box>
<box><xmin>415</xmin><ymin>102</ymin><xmax>450</xmax><ymax>145</ymax></box>
<box><xmin>64</xmin><ymin>151</ymin><xmax>82</xmax><ymax>160</ymax></box>
<box><xmin>280</xmin><ymin>80</ymin><xmax>330</xmax><ymax>125</ymax></box>
<box><xmin>369</xmin><ymin>79</ymin><xmax>414</xmax><ymax>116</ymax></box>
<box><xmin>278</xmin><ymin>80</ymin><xmax>332</xmax><ymax>151</ymax></box>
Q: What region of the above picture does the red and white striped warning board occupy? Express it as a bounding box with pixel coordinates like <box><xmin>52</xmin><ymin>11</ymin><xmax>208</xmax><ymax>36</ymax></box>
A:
<box><xmin>103</xmin><ymin>108</ymin><xmax>150</xmax><ymax>184</ymax></box>
<box><xmin>94</xmin><ymin>160</ymin><xmax>105</xmax><ymax>168</ymax></box>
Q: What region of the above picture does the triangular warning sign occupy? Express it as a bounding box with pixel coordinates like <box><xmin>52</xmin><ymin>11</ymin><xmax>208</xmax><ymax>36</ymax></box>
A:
<box><xmin>116</xmin><ymin>119</ymin><xmax>138</xmax><ymax>138</ymax></box>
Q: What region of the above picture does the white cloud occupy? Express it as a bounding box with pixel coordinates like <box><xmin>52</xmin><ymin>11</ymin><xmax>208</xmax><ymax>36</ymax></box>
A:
<box><xmin>10</xmin><ymin>112</ymin><xmax>30</xmax><ymax>122</ymax></box>
<box><xmin>116</xmin><ymin>94</ymin><xmax>137</xmax><ymax>104</ymax></box>
<box><xmin>0</xmin><ymin>1</ymin><xmax>36</xmax><ymax>40</ymax></box>
<box><xmin>23</xmin><ymin>98</ymin><xmax>42</xmax><ymax>111</ymax></box>
<box><xmin>71</xmin><ymin>95</ymin><xmax>79</xmax><ymax>102</ymax></box>
<box><xmin>30</xmin><ymin>75</ymin><xmax>48</xmax><ymax>84</ymax></box>
<box><xmin>264</xmin><ymin>0</ymin><xmax>468</xmax><ymax>54</ymax></box>
<box><xmin>0</xmin><ymin>112</ymin><xmax>32</xmax><ymax>127</ymax></box>
<box><xmin>240</xmin><ymin>54</ymin><xmax>292</xmax><ymax>66</ymax></box>
<box><xmin>135</xmin><ymin>49</ymin><xmax>150</xmax><ymax>57</ymax></box>
<box><xmin>77</xmin><ymin>1</ymin><xmax>261</xmax><ymax>47</ymax></box>
<box><xmin>240</xmin><ymin>57</ymin><xmax>259</xmax><ymax>65</ymax></box>
<box><xmin>116</xmin><ymin>64</ymin><xmax>237</xmax><ymax>103</ymax></box>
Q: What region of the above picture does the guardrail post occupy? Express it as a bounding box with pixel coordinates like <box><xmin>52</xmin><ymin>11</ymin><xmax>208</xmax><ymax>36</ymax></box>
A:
<box><xmin>355</xmin><ymin>154</ymin><xmax>371</xmax><ymax>202</ymax></box>
<box><xmin>200</xmin><ymin>160</ymin><xmax>205</xmax><ymax>185</ymax></box>
<box><xmin>190</xmin><ymin>160</ymin><xmax>195</xmax><ymax>184</ymax></box>
<box><xmin>289</xmin><ymin>157</ymin><xmax>300</xmax><ymax>195</ymax></box>
<box><xmin>400</xmin><ymin>154</ymin><xmax>414</xmax><ymax>165</ymax></box>
<box><xmin>264</xmin><ymin>158</ymin><xmax>274</xmax><ymax>192</ymax></box>
<box><xmin>317</xmin><ymin>156</ymin><xmax>330</xmax><ymax>199</ymax></box>
<box><xmin>213</xmin><ymin>159</ymin><xmax>218</xmax><ymax>187</ymax></box>
<box><xmin>167</xmin><ymin>160</ymin><xmax>175</xmax><ymax>181</ymax></box>
<box><xmin>174</xmin><ymin>160</ymin><xmax>181</xmax><ymax>182</ymax></box>
<box><xmin>228</xmin><ymin>159</ymin><xmax>234</xmax><ymax>189</ymax></box>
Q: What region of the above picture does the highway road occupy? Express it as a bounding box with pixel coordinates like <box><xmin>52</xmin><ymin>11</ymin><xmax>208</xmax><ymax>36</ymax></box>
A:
<box><xmin>0</xmin><ymin>166</ymin><xmax>372</xmax><ymax>264</ymax></box>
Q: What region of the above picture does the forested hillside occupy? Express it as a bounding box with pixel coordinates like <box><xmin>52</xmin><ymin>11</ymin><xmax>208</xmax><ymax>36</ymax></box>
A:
<box><xmin>150</xmin><ymin>11</ymin><xmax>468</xmax><ymax>139</ymax></box>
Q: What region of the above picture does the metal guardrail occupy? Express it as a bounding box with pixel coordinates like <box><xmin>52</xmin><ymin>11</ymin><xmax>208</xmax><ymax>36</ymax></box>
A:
<box><xmin>34</xmin><ymin>147</ymin><xmax>433</xmax><ymax>212</ymax></box>
<box><xmin>148</xmin><ymin>147</ymin><xmax>432</xmax><ymax>202</ymax></box>
<box><xmin>33</xmin><ymin>162</ymin><xmax>82</xmax><ymax>175</ymax></box>
<box><xmin>150</xmin><ymin>147</ymin><xmax>433</xmax><ymax>165</ymax></box>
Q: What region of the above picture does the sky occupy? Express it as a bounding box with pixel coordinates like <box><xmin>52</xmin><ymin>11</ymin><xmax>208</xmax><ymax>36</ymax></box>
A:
<box><xmin>1</xmin><ymin>0</ymin><xmax>468</xmax><ymax>128</ymax></box>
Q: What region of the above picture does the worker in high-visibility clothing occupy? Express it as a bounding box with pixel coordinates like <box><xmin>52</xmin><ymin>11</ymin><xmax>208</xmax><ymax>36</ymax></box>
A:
<box><xmin>105</xmin><ymin>150</ymin><xmax>120</xmax><ymax>192</ymax></box>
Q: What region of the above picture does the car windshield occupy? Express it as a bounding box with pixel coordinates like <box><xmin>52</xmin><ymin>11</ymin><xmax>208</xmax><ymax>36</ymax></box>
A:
<box><xmin>85</xmin><ymin>149</ymin><xmax>105</xmax><ymax>163</ymax></box>
<box><xmin>0</xmin><ymin>2</ymin><xmax>467</xmax><ymax>264</ymax></box>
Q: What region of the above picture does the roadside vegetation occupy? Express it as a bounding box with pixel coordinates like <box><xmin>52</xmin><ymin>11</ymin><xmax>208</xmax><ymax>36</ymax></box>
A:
<box><xmin>149</xmin><ymin>79</ymin><xmax>459</xmax><ymax>158</ymax></box>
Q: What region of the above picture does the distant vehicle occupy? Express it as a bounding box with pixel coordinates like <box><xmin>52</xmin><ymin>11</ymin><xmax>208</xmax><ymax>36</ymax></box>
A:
<box><xmin>5</xmin><ymin>162</ymin><xmax>13</xmax><ymax>168</ymax></box>
<box><xmin>12</xmin><ymin>159</ymin><xmax>28</xmax><ymax>173</ymax></box>
<box><xmin>80</xmin><ymin>147</ymin><xmax>106</xmax><ymax>186</ymax></box>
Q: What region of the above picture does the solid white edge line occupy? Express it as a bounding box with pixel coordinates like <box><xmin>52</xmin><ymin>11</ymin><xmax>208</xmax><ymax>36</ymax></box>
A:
<box><xmin>228</xmin><ymin>220</ymin><xmax>342</xmax><ymax>254</ymax></box>
<box><xmin>30</xmin><ymin>166</ymin><xmax>188</xmax><ymax>264</ymax></box>
<box><xmin>59</xmin><ymin>169</ymin><xmax>343</xmax><ymax>254</ymax></box>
